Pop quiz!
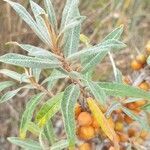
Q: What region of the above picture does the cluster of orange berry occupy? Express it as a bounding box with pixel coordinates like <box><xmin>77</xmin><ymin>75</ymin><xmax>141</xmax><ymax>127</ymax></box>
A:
<box><xmin>131</xmin><ymin>40</ymin><xmax>150</xmax><ymax>70</ymax></box>
<box><xmin>75</xmin><ymin>105</ymin><xmax>99</xmax><ymax>150</ymax></box>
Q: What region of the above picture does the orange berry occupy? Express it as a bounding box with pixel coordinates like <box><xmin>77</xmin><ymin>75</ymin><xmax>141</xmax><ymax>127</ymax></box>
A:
<box><xmin>131</xmin><ymin>59</ymin><xmax>143</xmax><ymax>70</ymax></box>
<box><xmin>78</xmin><ymin>126</ymin><xmax>95</xmax><ymax>140</ymax></box>
<box><xmin>126</xmin><ymin>102</ymin><xmax>137</xmax><ymax>110</ymax></box>
<box><xmin>92</xmin><ymin>117</ymin><xmax>99</xmax><ymax>128</ymax></box>
<box><xmin>118</xmin><ymin>132</ymin><xmax>128</xmax><ymax>142</ymax></box>
<box><xmin>128</xmin><ymin>128</ymin><xmax>137</xmax><ymax>137</ymax></box>
<box><xmin>139</xmin><ymin>82</ymin><xmax>149</xmax><ymax>91</ymax></box>
<box><xmin>94</xmin><ymin>127</ymin><xmax>100</xmax><ymax>135</ymax></box>
<box><xmin>135</xmin><ymin>100</ymin><xmax>146</xmax><ymax>107</ymax></box>
<box><xmin>140</xmin><ymin>130</ymin><xmax>149</xmax><ymax>139</ymax></box>
<box><xmin>75</xmin><ymin>104</ymin><xmax>82</xmax><ymax>118</ymax></box>
<box><xmin>115</xmin><ymin>121</ymin><xmax>123</xmax><ymax>131</ymax></box>
<box><xmin>136</xmin><ymin>54</ymin><xmax>146</xmax><ymax>65</ymax></box>
<box><xmin>132</xmin><ymin>108</ymin><xmax>141</xmax><ymax>114</ymax></box>
<box><xmin>109</xmin><ymin>146</ymin><xmax>115</xmax><ymax>150</ymax></box>
<box><xmin>78</xmin><ymin>143</ymin><xmax>91</xmax><ymax>150</ymax></box>
<box><xmin>77</xmin><ymin>112</ymin><xmax>92</xmax><ymax>126</ymax></box>
<box><xmin>124</xmin><ymin>115</ymin><xmax>133</xmax><ymax>124</ymax></box>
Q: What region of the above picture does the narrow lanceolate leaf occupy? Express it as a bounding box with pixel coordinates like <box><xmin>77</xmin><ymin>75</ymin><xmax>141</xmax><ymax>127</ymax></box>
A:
<box><xmin>102</xmin><ymin>25</ymin><xmax>124</xmax><ymax>41</ymax></box>
<box><xmin>36</xmin><ymin>92</ymin><xmax>64</xmax><ymax>127</ymax></box>
<box><xmin>98</xmin><ymin>82</ymin><xmax>150</xmax><ymax>100</ymax></box>
<box><xmin>7</xmin><ymin>137</ymin><xmax>42</xmax><ymax>150</ymax></box>
<box><xmin>0</xmin><ymin>53</ymin><xmax>60</xmax><ymax>69</ymax></box>
<box><xmin>0</xmin><ymin>81</ymin><xmax>15</xmax><ymax>92</ymax></box>
<box><xmin>4</xmin><ymin>0</ymin><xmax>50</xmax><ymax>46</ymax></box>
<box><xmin>81</xmin><ymin>26</ymin><xmax>124</xmax><ymax>74</ymax></box>
<box><xmin>28</xmin><ymin>122</ymin><xmax>42</xmax><ymax>136</ymax></box>
<box><xmin>0</xmin><ymin>85</ymin><xmax>32</xmax><ymax>103</ymax></box>
<box><xmin>81</xmin><ymin>52</ymin><xmax>107</xmax><ymax>73</ymax></box>
<box><xmin>50</xmin><ymin>140</ymin><xmax>69</xmax><ymax>150</ymax></box>
<box><xmin>61</xmin><ymin>84</ymin><xmax>80</xmax><ymax>148</ymax></box>
<box><xmin>61</xmin><ymin>0</ymin><xmax>79</xmax><ymax>28</ymax></box>
<box><xmin>32</xmin><ymin>68</ymin><xmax>41</xmax><ymax>83</ymax></box>
<box><xmin>44</xmin><ymin>120</ymin><xmax>56</xmax><ymax>144</ymax></box>
<box><xmin>8</xmin><ymin>42</ymin><xmax>58</xmax><ymax>60</ymax></box>
<box><xmin>0</xmin><ymin>69</ymin><xmax>29</xmax><ymax>83</ymax></box>
<box><xmin>63</xmin><ymin>8</ymin><xmax>82</xmax><ymax>57</ymax></box>
<box><xmin>87</xmin><ymin>98</ymin><xmax>119</xmax><ymax>150</ymax></box>
<box><xmin>44</xmin><ymin>0</ymin><xmax>57</xmax><ymax>29</ymax></box>
<box><xmin>41</xmin><ymin>70</ymin><xmax>68</xmax><ymax>85</ymax></box>
<box><xmin>30</xmin><ymin>1</ymin><xmax>52</xmax><ymax>45</ymax></box>
<box><xmin>20</xmin><ymin>93</ymin><xmax>44</xmax><ymax>139</ymax></box>
<box><xmin>68</xmin><ymin>39</ymin><xmax>126</xmax><ymax>60</ymax></box>
<box><xmin>122</xmin><ymin>107</ymin><xmax>150</xmax><ymax>130</ymax></box>
<box><xmin>86</xmin><ymin>80</ymin><xmax>107</xmax><ymax>106</ymax></box>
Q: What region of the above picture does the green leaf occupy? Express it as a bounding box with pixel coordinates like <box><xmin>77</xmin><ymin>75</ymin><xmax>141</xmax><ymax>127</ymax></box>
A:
<box><xmin>63</xmin><ymin>8</ymin><xmax>81</xmax><ymax>57</ymax></box>
<box><xmin>43</xmin><ymin>120</ymin><xmax>56</xmax><ymax>144</ymax></box>
<box><xmin>81</xmin><ymin>26</ymin><xmax>124</xmax><ymax>73</ymax></box>
<box><xmin>44</xmin><ymin>0</ymin><xmax>57</xmax><ymax>29</ymax></box>
<box><xmin>32</xmin><ymin>68</ymin><xmax>41</xmax><ymax>83</ymax></box>
<box><xmin>0</xmin><ymin>69</ymin><xmax>30</xmax><ymax>83</ymax></box>
<box><xmin>28</xmin><ymin>122</ymin><xmax>42</xmax><ymax>136</ymax></box>
<box><xmin>8</xmin><ymin>42</ymin><xmax>58</xmax><ymax>60</ymax></box>
<box><xmin>0</xmin><ymin>85</ymin><xmax>32</xmax><ymax>103</ymax></box>
<box><xmin>41</xmin><ymin>70</ymin><xmax>68</xmax><ymax>85</ymax></box>
<box><xmin>4</xmin><ymin>0</ymin><xmax>50</xmax><ymax>45</ymax></box>
<box><xmin>61</xmin><ymin>0</ymin><xmax>79</xmax><ymax>28</ymax></box>
<box><xmin>122</xmin><ymin>106</ymin><xmax>150</xmax><ymax>130</ymax></box>
<box><xmin>0</xmin><ymin>53</ymin><xmax>60</xmax><ymax>69</ymax></box>
<box><xmin>98</xmin><ymin>82</ymin><xmax>150</xmax><ymax>100</ymax></box>
<box><xmin>20</xmin><ymin>93</ymin><xmax>44</xmax><ymax>139</ymax></box>
<box><xmin>36</xmin><ymin>92</ymin><xmax>64</xmax><ymax>127</ymax></box>
<box><xmin>30</xmin><ymin>1</ymin><xmax>52</xmax><ymax>46</ymax></box>
<box><xmin>7</xmin><ymin>137</ymin><xmax>42</xmax><ymax>150</ymax></box>
<box><xmin>81</xmin><ymin>52</ymin><xmax>107</xmax><ymax>73</ymax></box>
<box><xmin>68</xmin><ymin>39</ymin><xmax>126</xmax><ymax>60</ymax></box>
<box><xmin>61</xmin><ymin>84</ymin><xmax>80</xmax><ymax>148</ymax></box>
<box><xmin>102</xmin><ymin>25</ymin><xmax>124</xmax><ymax>41</ymax></box>
<box><xmin>86</xmin><ymin>80</ymin><xmax>107</xmax><ymax>106</ymax></box>
<box><xmin>50</xmin><ymin>140</ymin><xmax>69</xmax><ymax>150</ymax></box>
<box><xmin>0</xmin><ymin>81</ymin><xmax>15</xmax><ymax>92</ymax></box>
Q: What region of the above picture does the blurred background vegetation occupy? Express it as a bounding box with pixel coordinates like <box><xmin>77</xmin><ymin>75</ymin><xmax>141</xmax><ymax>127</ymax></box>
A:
<box><xmin>0</xmin><ymin>0</ymin><xmax>149</xmax><ymax>149</ymax></box>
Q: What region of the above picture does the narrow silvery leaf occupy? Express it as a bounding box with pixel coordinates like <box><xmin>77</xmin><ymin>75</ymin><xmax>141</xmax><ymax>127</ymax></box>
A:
<box><xmin>142</xmin><ymin>103</ymin><xmax>150</xmax><ymax>112</ymax></box>
<box><xmin>28</xmin><ymin>122</ymin><xmax>42</xmax><ymax>136</ymax></box>
<box><xmin>20</xmin><ymin>93</ymin><xmax>44</xmax><ymax>139</ymax></box>
<box><xmin>44</xmin><ymin>0</ymin><xmax>57</xmax><ymax>29</ymax></box>
<box><xmin>4</xmin><ymin>0</ymin><xmax>50</xmax><ymax>46</ymax></box>
<box><xmin>0</xmin><ymin>81</ymin><xmax>15</xmax><ymax>92</ymax></box>
<box><xmin>147</xmin><ymin>56</ymin><xmax>150</xmax><ymax>65</ymax></box>
<box><xmin>9</xmin><ymin>42</ymin><xmax>58</xmax><ymax>60</ymax></box>
<box><xmin>61</xmin><ymin>0</ymin><xmax>79</xmax><ymax>28</ymax></box>
<box><xmin>44</xmin><ymin>120</ymin><xmax>56</xmax><ymax>144</ymax></box>
<box><xmin>0</xmin><ymin>53</ymin><xmax>60</xmax><ymax>69</ymax></box>
<box><xmin>30</xmin><ymin>1</ymin><xmax>52</xmax><ymax>45</ymax></box>
<box><xmin>63</xmin><ymin>9</ymin><xmax>81</xmax><ymax>57</ymax></box>
<box><xmin>86</xmin><ymin>81</ymin><xmax>107</xmax><ymax>106</ymax></box>
<box><xmin>36</xmin><ymin>92</ymin><xmax>64</xmax><ymax>127</ymax></box>
<box><xmin>68</xmin><ymin>40</ymin><xmax>126</xmax><ymax>60</ymax></box>
<box><xmin>60</xmin><ymin>16</ymin><xmax>85</xmax><ymax>36</ymax></box>
<box><xmin>41</xmin><ymin>70</ymin><xmax>68</xmax><ymax>85</ymax></box>
<box><xmin>98</xmin><ymin>82</ymin><xmax>150</xmax><ymax>100</ymax></box>
<box><xmin>103</xmin><ymin>25</ymin><xmax>124</xmax><ymax>41</ymax></box>
<box><xmin>7</xmin><ymin>137</ymin><xmax>42</xmax><ymax>150</ymax></box>
<box><xmin>0</xmin><ymin>85</ymin><xmax>32</xmax><ymax>103</ymax></box>
<box><xmin>30</xmin><ymin>0</ymin><xmax>45</xmax><ymax>17</ymax></box>
<box><xmin>61</xmin><ymin>84</ymin><xmax>80</xmax><ymax>148</ymax></box>
<box><xmin>122</xmin><ymin>106</ymin><xmax>150</xmax><ymax>130</ymax></box>
<box><xmin>0</xmin><ymin>69</ymin><xmax>30</xmax><ymax>83</ymax></box>
<box><xmin>81</xmin><ymin>52</ymin><xmax>107</xmax><ymax>73</ymax></box>
<box><xmin>51</xmin><ymin>140</ymin><xmax>69</xmax><ymax>150</ymax></box>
